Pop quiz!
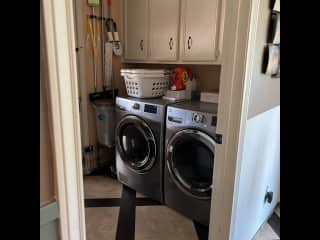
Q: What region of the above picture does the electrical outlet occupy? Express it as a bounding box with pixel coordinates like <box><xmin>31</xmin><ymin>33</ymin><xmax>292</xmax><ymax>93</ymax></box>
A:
<box><xmin>264</xmin><ymin>185</ymin><xmax>273</xmax><ymax>204</ymax></box>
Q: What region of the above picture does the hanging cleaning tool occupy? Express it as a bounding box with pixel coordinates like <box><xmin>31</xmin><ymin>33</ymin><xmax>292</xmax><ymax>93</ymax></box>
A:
<box><xmin>87</xmin><ymin>16</ymin><xmax>98</xmax><ymax>92</ymax></box>
<box><xmin>105</xmin><ymin>42</ymin><xmax>113</xmax><ymax>90</ymax></box>
<box><xmin>106</xmin><ymin>18</ymin><xmax>114</xmax><ymax>42</ymax></box>
<box><xmin>100</xmin><ymin>0</ymin><xmax>106</xmax><ymax>92</ymax></box>
<box><xmin>112</xmin><ymin>20</ymin><xmax>122</xmax><ymax>56</ymax></box>
<box><xmin>106</xmin><ymin>0</ymin><xmax>114</xmax><ymax>42</ymax></box>
<box><xmin>88</xmin><ymin>0</ymin><xmax>99</xmax><ymax>93</ymax></box>
<box><xmin>112</xmin><ymin>20</ymin><xmax>120</xmax><ymax>42</ymax></box>
<box><xmin>87</xmin><ymin>18</ymin><xmax>97</xmax><ymax>58</ymax></box>
<box><xmin>96</xmin><ymin>19</ymin><xmax>101</xmax><ymax>50</ymax></box>
<box><xmin>106</xmin><ymin>0</ymin><xmax>122</xmax><ymax>56</ymax></box>
<box><xmin>89</xmin><ymin>0</ymin><xmax>118</xmax><ymax>102</ymax></box>
<box><xmin>105</xmin><ymin>18</ymin><xmax>121</xmax><ymax>56</ymax></box>
<box><xmin>106</xmin><ymin>0</ymin><xmax>113</xmax><ymax>42</ymax></box>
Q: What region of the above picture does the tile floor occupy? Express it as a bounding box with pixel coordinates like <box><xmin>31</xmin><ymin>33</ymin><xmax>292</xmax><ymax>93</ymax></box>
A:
<box><xmin>84</xmin><ymin>175</ymin><xmax>122</xmax><ymax>199</ymax></box>
<box><xmin>84</xmin><ymin>175</ymin><xmax>279</xmax><ymax>240</ymax></box>
<box><xmin>85</xmin><ymin>207</ymin><xmax>119</xmax><ymax>240</ymax></box>
<box><xmin>253</xmin><ymin>221</ymin><xmax>280</xmax><ymax>240</ymax></box>
<box><xmin>135</xmin><ymin>206</ymin><xmax>199</xmax><ymax>240</ymax></box>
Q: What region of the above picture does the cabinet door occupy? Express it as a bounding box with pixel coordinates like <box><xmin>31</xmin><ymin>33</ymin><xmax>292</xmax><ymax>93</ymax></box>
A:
<box><xmin>149</xmin><ymin>0</ymin><xmax>180</xmax><ymax>61</ymax></box>
<box><xmin>181</xmin><ymin>0</ymin><xmax>220</xmax><ymax>61</ymax></box>
<box><xmin>124</xmin><ymin>0</ymin><xmax>148</xmax><ymax>60</ymax></box>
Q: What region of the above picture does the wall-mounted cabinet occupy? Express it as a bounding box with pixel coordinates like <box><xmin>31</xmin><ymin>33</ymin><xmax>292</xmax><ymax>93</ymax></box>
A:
<box><xmin>122</xmin><ymin>0</ymin><xmax>224</xmax><ymax>65</ymax></box>
<box><xmin>123</xmin><ymin>0</ymin><xmax>148</xmax><ymax>60</ymax></box>
<box><xmin>149</xmin><ymin>0</ymin><xmax>180</xmax><ymax>61</ymax></box>
<box><xmin>180</xmin><ymin>0</ymin><xmax>220</xmax><ymax>61</ymax></box>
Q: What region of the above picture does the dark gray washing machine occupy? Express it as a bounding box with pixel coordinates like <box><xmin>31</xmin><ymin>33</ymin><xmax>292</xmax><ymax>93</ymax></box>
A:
<box><xmin>164</xmin><ymin>101</ymin><xmax>219</xmax><ymax>226</ymax></box>
<box><xmin>115</xmin><ymin>96</ymin><xmax>179</xmax><ymax>203</ymax></box>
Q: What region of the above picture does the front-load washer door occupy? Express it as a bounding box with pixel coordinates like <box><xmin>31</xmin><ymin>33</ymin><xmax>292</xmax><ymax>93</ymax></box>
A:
<box><xmin>166</xmin><ymin>129</ymin><xmax>216</xmax><ymax>199</ymax></box>
<box><xmin>116</xmin><ymin>115</ymin><xmax>157</xmax><ymax>173</ymax></box>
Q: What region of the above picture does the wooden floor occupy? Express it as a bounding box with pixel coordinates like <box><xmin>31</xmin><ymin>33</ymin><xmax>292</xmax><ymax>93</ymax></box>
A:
<box><xmin>84</xmin><ymin>175</ymin><xmax>280</xmax><ymax>240</ymax></box>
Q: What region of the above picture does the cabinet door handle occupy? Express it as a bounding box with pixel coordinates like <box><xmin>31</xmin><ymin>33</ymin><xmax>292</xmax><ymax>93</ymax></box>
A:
<box><xmin>169</xmin><ymin>37</ymin><xmax>173</xmax><ymax>50</ymax></box>
<box><xmin>140</xmin><ymin>40</ymin><xmax>144</xmax><ymax>51</ymax></box>
<box><xmin>187</xmin><ymin>36</ymin><xmax>192</xmax><ymax>50</ymax></box>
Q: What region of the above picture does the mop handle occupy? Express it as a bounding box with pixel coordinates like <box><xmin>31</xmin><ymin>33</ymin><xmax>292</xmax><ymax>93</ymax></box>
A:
<box><xmin>96</xmin><ymin>20</ymin><xmax>100</xmax><ymax>39</ymax></box>
<box><xmin>87</xmin><ymin>18</ymin><xmax>97</xmax><ymax>57</ymax></box>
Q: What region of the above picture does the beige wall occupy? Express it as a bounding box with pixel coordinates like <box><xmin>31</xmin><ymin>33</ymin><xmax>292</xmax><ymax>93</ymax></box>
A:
<box><xmin>247</xmin><ymin>0</ymin><xmax>280</xmax><ymax>118</ymax></box>
<box><xmin>40</xmin><ymin>10</ymin><xmax>56</xmax><ymax>206</ymax></box>
<box><xmin>190</xmin><ymin>65</ymin><xmax>220</xmax><ymax>92</ymax></box>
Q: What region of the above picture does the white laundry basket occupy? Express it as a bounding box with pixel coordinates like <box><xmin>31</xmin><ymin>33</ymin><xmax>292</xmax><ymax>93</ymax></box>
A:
<box><xmin>121</xmin><ymin>69</ymin><xmax>172</xmax><ymax>98</ymax></box>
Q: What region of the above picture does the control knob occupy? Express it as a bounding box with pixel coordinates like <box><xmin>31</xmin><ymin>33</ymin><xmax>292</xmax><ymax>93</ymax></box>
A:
<box><xmin>132</xmin><ymin>103</ymin><xmax>140</xmax><ymax>110</ymax></box>
<box><xmin>193</xmin><ymin>113</ymin><xmax>204</xmax><ymax>123</ymax></box>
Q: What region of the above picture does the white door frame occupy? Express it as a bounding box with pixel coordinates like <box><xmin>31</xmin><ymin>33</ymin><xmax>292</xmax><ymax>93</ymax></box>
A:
<box><xmin>208</xmin><ymin>0</ymin><xmax>257</xmax><ymax>238</ymax></box>
<box><xmin>227</xmin><ymin>0</ymin><xmax>264</xmax><ymax>238</ymax></box>
<box><xmin>41</xmin><ymin>0</ymin><xmax>258</xmax><ymax>239</ymax></box>
<box><xmin>41</xmin><ymin>0</ymin><xmax>86</xmax><ymax>239</ymax></box>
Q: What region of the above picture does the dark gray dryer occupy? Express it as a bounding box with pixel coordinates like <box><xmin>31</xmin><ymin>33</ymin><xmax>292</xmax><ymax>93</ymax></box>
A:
<box><xmin>164</xmin><ymin>101</ymin><xmax>218</xmax><ymax>226</ymax></box>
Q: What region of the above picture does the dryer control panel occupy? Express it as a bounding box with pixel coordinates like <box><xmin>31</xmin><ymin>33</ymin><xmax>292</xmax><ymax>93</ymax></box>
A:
<box><xmin>192</xmin><ymin>112</ymin><xmax>217</xmax><ymax>127</ymax></box>
<box><xmin>167</xmin><ymin>106</ymin><xmax>217</xmax><ymax>132</ymax></box>
<box><xmin>192</xmin><ymin>113</ymin><xmax>204</xmax><ymax>123</ymax></box>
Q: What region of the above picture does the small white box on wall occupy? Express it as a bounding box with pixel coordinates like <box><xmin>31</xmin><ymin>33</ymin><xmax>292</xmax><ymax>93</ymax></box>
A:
<box><xmin>200</xmin><ymin>91</ymin><xmax>219</xmax><ymax>103</ymax></box>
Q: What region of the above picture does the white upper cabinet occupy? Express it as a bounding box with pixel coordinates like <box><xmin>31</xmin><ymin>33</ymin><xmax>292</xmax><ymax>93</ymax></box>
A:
<box><xmin>122</xmin><ymin>0</ymin><xmax>223</xmax><ymax>64</ymax></box>
<box><xmin>123</xmin><ymin>0</ymin><xmax>148</xmax><ymax>60</ymax></box>
<box><xmin>149</xmin><ymin>0</ymin><xmax>180</xmax><ymax>61</ymax></box>
<box><xmin>180</xmin><ymin>0</ymin><xmax>220</xmax><ymax>61</ymax></box>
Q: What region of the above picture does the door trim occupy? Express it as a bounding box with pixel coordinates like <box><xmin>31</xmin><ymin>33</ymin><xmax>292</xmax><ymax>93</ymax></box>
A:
<box><xmin>208</xmin><ymin>0</ymin><xmax>256</xmax><ymax>239</ymax></box>
<box><xmin>41</xmin><ymin>0</ymin><xmax>86</xmax><ymax>239</ymax></box>
<box><xmin>229</xmin><ymin>1</ymin><xmax>276</xmax><ymax>238</ymax></box>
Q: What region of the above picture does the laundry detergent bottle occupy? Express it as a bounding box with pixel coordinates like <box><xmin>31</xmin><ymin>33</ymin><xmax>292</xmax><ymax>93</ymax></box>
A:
<box><xmin>171</xmin><ymin>67</ymin><xmax>192</xmax><ymax>91</ymax></box>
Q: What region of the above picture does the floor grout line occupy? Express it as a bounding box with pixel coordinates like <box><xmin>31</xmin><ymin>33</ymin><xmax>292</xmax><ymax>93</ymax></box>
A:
<box><xmin>116</xmin><ymin>185</ymin><xmax>136</xmax><ymax>240</ymax></box>
<box><xmin>193</xmin><ymin>221</ymin><xmax>209</xmax><ymax>240</ymax></box>
<box><xmin>84</xmin><ymin>197</ymin><xmax>162</xmax><ymax>208</ymax></box>
<box><xmin>267</xmin><ymin>212</ymin><xmax>280</xmax><ymax>237</ymax></box>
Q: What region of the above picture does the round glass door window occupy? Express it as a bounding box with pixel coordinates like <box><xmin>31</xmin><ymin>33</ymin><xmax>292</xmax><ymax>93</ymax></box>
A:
<box><xmin>167</xmin><ymin>129</ymin><xmax>216</xmax><ymax>199</ymax></box>
<box><xmin>116</xmin><ymin>115</ymin><xmax>156</xmax><ymax>172</ymax></box>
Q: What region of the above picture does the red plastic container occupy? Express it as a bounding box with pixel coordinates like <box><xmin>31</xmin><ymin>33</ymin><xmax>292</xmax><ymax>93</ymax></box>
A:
<box><xmin>172</xmin><ymin>67</ymin><xmax>192</xmax><ymax>90</ymax></box>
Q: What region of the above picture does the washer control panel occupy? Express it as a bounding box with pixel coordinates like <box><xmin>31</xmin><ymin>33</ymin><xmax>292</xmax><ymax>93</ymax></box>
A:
<box><xmin>144</xmin><ymin>104</ymin><xmax>158</xmax><ymax>114</ymax></box>
<box><xmin>116</xmin><ymin>97</ymin><xmax>163</xmax><ymax>122</ymax></box>
<box><xmin>132</xmin><ymin>103</ymin><xmax>140</xmax><ymax>110</ymax></box>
